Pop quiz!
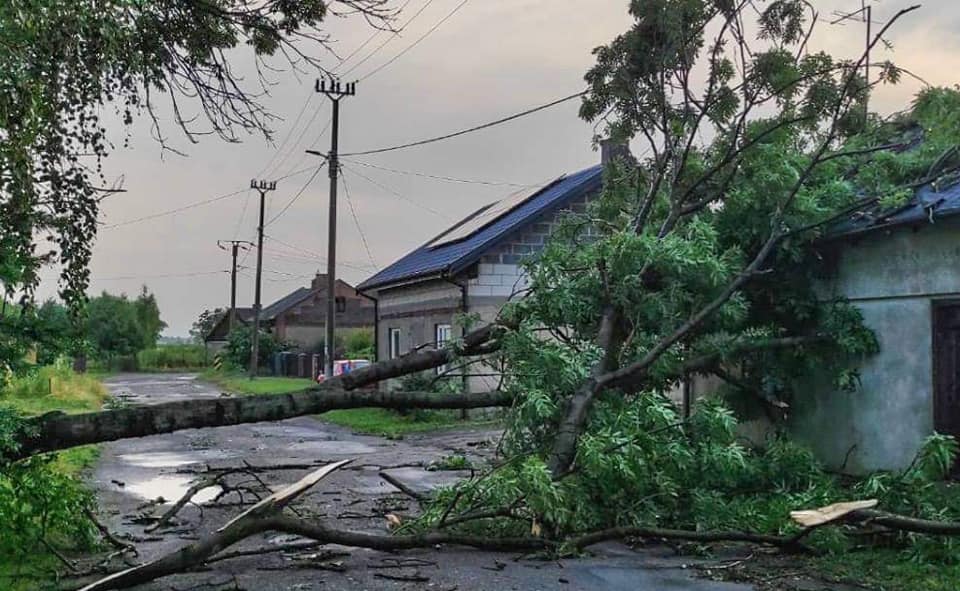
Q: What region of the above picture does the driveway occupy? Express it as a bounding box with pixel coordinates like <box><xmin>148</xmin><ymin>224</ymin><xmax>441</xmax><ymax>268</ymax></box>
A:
<box><xmin>87</xmin><ymin>373</ymin><xmax>756</xmax><ymax>591</ymax></box>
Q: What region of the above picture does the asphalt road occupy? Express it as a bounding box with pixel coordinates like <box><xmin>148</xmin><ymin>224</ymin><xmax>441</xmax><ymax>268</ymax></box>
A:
<box><xmin>85</xmin><ymin>373</ymin><xmax>756</xmax><ymax>591</ymax></box>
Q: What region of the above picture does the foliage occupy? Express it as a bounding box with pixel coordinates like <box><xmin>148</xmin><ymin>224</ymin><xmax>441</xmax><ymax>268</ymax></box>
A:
<box><xmin>190</xmin><ymin>308</ymin><xmax>226</xmax><ymax>344</ymax></box>
<box><xmin>344</xmin><ymin>329</ymin><xmax>375</xmax><ymax>360</ymax></box>
<box><xmin>86</xmin><ymin>289</ymin><xmax>165</xmax><ymax>366</ymax></box>
<box><xmin>137</xmin><ymin>344</ymin><xmax>208</xmax><ymax>371</ymax></box>
<box><xmin>0</xmin><ymin>0</ymin><xmax>390</xmax><ymax>379</ymax></box>
<box><xmin>0</xmin><ymin>364</ymin><xmax>107</xmax><ymax>584</ymax></box>
<box><xmin>225</xmin><ymin>325</ymin><xmax>283</xmax><ymax>371</ymax></box>
<box><xmin>406</xmin><ymin>0</ymin><xmax>960</xmax><ymax>575</ymax></box>
<box><xmin>427</xmin><ymin>454</ymin><xmax>473</xmax><ymax>471</ymax></box>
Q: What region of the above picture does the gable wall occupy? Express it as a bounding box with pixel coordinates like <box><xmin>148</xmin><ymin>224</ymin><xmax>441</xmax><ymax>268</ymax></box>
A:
<box><xmin>790</xmin><ymin>219</ymin><xmax>960</xmax><ymax>472</ymax></box>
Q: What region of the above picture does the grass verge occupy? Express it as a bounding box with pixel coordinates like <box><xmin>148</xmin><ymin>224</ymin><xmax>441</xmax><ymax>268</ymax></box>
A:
<box><xmin>201</xmin><ymin>370</ymin><xmax>499</xmax><ymax>437</ymax></box>
<box><xmin>0</xmin><ymin>364</ymin><xmax>108</xmax><ymax>590</ymax></box>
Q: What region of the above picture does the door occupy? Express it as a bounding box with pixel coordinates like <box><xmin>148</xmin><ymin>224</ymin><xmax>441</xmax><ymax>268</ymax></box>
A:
<box><xmin>933</xmin><ymin>302</ymin><xmax>960</xmax><ymax>473</ymax></box>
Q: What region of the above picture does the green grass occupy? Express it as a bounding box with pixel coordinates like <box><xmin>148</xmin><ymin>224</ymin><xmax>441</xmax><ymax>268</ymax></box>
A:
<box><xmin>202</xmin><ymin>370</ymin><xmax>499</xmax><ymax>437</ymax></box>
<box><xmin>0</xmin><ymin>365</ymin><xmax>107</xmax><ymax>590</ymax></box>
<box><xmin>200</xmin><ymin>370</ymin><xmax>315</xmax><ymax>395</ymax></box>
<box><xmin>813</xmin><ymin>549</ymin><xmax>960</xmax><ymax>591</ymax></box>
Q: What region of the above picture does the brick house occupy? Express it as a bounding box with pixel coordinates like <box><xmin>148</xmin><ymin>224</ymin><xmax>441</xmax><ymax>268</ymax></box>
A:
<box><xmin>356</xmin><ymin>143</ymin><xmax>630</xmax><ymax>391</ymax></box>
<box><xmin>205</xmin><ymin>274</ymin><xmax>374</xmax><ymax>353</ymax></box>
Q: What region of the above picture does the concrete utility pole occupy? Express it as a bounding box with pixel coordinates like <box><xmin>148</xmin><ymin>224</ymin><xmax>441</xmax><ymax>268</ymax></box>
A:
<box><xmin>306</xmin><ymin>77</ymin><xmax>356</xmax><ymax>379</ymax></box>
<box><xmin>217</xmin><ymin>240</ymin><xmax>253</xmax><ymax>332</ymax></box>
<box><xmin>248</xmin><ymin>180</ymin><xmax>277</xmax><ymax>379</ymax></box>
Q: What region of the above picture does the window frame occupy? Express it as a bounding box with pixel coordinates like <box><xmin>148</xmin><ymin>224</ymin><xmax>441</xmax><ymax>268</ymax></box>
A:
<box><xmin>435</xmin><ymin>323</ymin><xmax>453</xmax><ymax>374</ymax></box>
<box><xmin>388</xmin><ymin>328</ymin><xmax>401</xmax><ymax>360</ymax></box>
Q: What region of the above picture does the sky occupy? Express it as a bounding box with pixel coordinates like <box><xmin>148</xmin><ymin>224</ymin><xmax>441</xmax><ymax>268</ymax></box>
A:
<box><xmin>36</xmin><ymin>0</ymin><xmax>960</xmax><ymax>336</ymax></box>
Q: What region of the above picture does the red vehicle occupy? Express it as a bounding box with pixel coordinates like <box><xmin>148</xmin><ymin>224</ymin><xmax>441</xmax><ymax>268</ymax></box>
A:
<box><xmin>317</xmin><ymin>359</ymin><xmax>371</xmax><ymax>383</ymax></box>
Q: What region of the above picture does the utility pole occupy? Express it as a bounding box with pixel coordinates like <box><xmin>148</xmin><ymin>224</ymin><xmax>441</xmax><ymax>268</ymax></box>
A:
<box><xmin>306</xmin><ymin>77</ymin><xmax>356</xmax><ymax>379</ymax></box>
<box><xmin>248</xmin><ymin>179</ymin><xmax>277</xmax><ymax>379</ymax></box>
<box><xmin>217</xmin><ymin>240</ymin><xmax>253</xmax><ymax>332</ymax></box>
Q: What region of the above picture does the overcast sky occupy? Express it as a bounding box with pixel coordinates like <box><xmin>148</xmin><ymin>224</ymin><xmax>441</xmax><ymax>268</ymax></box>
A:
<box><xmin>37</xmin><ymin>0</ymin><xmax>960</xmax><ymax>336</ymax></box>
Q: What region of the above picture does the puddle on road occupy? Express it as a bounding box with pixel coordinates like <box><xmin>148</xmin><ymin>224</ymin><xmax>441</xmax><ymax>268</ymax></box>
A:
<box><xmin>125</xmin><ymin>475</ymin><xmax>221</xmax><ymax>504</ymax></box>
<box><xmin>118</xmin><ymin>450</ymin><xmax>235</xmax><ymax>468</ymax></box>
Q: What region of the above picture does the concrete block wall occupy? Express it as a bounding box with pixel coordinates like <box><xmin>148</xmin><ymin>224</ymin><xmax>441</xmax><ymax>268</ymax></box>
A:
<box><xmin>790</xmin><ymin>220</ymin><xmax>960</xmax><ymax>473</ymax></box>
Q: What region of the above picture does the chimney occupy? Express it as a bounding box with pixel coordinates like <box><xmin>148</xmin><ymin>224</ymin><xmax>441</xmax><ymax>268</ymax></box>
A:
<box><xmin>311</xmin><ymin>272</ymin><xmax>328</xmax><ymax>291</ymax></box>
<box><xmin>600</xmin><ymin>138</ymin><xmax>634</xmax><ymax>168</ymax></box>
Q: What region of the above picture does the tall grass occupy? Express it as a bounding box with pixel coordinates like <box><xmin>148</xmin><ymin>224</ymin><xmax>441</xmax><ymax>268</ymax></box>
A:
<box><xmin>136</xmin><ymin>344</ymin><xmax>208</xmax><ymax>371</ymax></box>
<box><xmin>1</xmin><ymin>363</ymin><xmax>109</xmax><ymax>415</ymax></box>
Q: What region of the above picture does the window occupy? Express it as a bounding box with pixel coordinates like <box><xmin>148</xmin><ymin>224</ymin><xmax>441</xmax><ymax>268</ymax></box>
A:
<box><xmin>389</xmin><ymin>328</ymin><xmax>401</xmax><ymax>360</ymax></box>
<box><xmin>335</xmin><ymin>297</ymin><xmax>346</xmax><ymax>313</ymax></box>
<box><xmin>435</xmin><ymin>324</ymin><xmax>452</xmax><ymax>374</ymax></box>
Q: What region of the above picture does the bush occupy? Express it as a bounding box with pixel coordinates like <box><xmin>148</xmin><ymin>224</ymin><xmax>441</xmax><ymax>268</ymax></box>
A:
<box><xmin>344</xmin><ymin>329</ymin><xmax>374</xmax><ymax>359</ymax></box>
<box><xmin>225</xmin><ymin>325</ymin><xmax>281</xmax><ymax>372</ymax></box>
<box><xmin>0</xmin><ymin>365</ymin><xmax>105</xmax><ymax>572</ymax></box>
<box><xmin>136</xmin><ymin>344</ymin><xmax>208</xmax><ymax>370</ymax></box>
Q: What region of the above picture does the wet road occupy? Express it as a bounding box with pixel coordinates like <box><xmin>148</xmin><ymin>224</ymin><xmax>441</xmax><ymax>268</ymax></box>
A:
<box><xmin>88</xmin><ymin>373</ymin><xmax>756</xmax><ymax>591</ymax></box>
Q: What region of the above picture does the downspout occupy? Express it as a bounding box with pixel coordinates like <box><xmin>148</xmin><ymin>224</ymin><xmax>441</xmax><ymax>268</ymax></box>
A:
<box><xmin>355</xmin><ymin>288</ymin><xmax>379</xmax><ymax>362</ymax></box>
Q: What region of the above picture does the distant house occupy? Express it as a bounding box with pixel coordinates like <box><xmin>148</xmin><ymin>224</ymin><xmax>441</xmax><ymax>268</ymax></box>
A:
<box><xmin>204</xmin><ymin>274</ymin><xmax>375</xmax><ymax>353</ymax></box>
<box><xmin>357</xmin><ymin>143</ymin><xmax>631</xmax><ymax>391</ymax></box>
<box><xmin>204</xmin><ymin>307</ymin><xmax>253</xmax><ymax>352</ymax></box>
<box><xmin>261</xmin><ymin>274</ymin><xmax>374</xmax><ymax>349</ymax></box>
<box><xmin>790</xmin><ymin>180</ymin><xmax>960</xmax><ymax>473</ymax></box>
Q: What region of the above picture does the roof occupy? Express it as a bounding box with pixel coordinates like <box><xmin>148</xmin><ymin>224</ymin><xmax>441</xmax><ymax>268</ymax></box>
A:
<box><xmin>261</xmin><ymin>287</ymin><xmax>312</xmax><ymax>321</ymax></box>
<box><xmin>828</xmin><ymin>178</ymin><xmax>960</xmax><ymax>239</ymax></box>
<box><xmin>203</xmin><ymin>307</ymin><xmax>254</xmax><ymax>341</ymax></box>
<box><xmin>357</xmin><ymin>164</ymin><xmax>604</xmax><ymax>291</ymax></box>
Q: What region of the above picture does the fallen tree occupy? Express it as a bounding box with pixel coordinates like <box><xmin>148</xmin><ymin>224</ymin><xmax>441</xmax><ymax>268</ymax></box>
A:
<box><xmin>75</xmin><ymin>461</ymin><xmax>960</xmax><ymax>591</ymax></box>
<box><xmin>5</xmin><ymin>324</ymin><xmax>508</xmax><ymax>461</ymax></box>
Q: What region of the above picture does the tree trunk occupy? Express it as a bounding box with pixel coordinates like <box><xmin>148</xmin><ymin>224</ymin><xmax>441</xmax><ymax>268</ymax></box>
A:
<box><xmin>10</xmin><ymin>389</ymin><xmax>511</xmax><ymax>462</ymax></box>
<box><xmin>7</xmin><ymin>324</ymin><xmax>505</xmax><ymax>462</ymax></box>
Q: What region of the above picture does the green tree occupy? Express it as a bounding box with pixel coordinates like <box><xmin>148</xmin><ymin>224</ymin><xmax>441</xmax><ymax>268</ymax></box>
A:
<box><xmin>86</xmin><ymin>292</ymin><xmax>149</xmax><ymax>367</ymax></box>
<box><xmin>413</xmin><ymin>0</ymin><xmax>935</xmax><ymax>540</ymax></box>
<box><xmin>190</xmin><ymin>308</ymin><xmax>226</xmax><ymax>344</ymax></box>
<box><xmin>34</xmin><ymin>299</ymin><xmax>72</xmax><ymax>365</ymax></box>
<box><xmin>226</xmin><ymin>325</ymin><xmax>281</xmax><ymax>372</ymax></box>
<box><xmin>133</xmin><ymin>285</ymin><xmax>166</xmax><ymax>349</ymax></box>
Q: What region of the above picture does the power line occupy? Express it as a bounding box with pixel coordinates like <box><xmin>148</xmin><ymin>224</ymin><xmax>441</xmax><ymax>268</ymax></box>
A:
<box><xmin>264</xmin><ymin>163</ymin><xmax>327</xmax><ymax>227</ymax></box>
<box><xmin>262</xmin><ymin>235</ymin><xmax>374</xmax><ymax>272</ymax></box>
<box><xmin>335</xmin><ymin>0</ymin><xmax>416</xmax><ymax>72</ymax></box>
<box><xmin>232</xmin><ymin>190</ymin><xmax>253</xmax><ymax>239</ymax></box>
<box><xmin>93</xmin><ymin>270</ymin><xmax>227</xmax><ymax>281</ymax></box>
<box><xmin>339</xmin><ymin>0</ymin><xmax>438</xmax><ymax>77</ymax></box>
<box><xmin>341</xmin><ymin>163</ymin><xmax>452</xmax><ymax>220</ymax></box>
<box><xmin>341</xmin><ymin>157</ymin><xmax>535</xmax><ymax>188</ymax></box>
<box><xmin>262</xmin><ymin>248</ymin><xmax>375</xmax><ymax>271</ymax></box>
<box><xmin>101</xmin><ymin>166</ymin><xmax>314</xmax><ymax>229</ymax></box>
<box><xmin>342</xmin><ymin>90</ymin><xmax>586</xmax><ymax>157</ymax></box>
<box><xmin>341</xmin><ymin>173</ymin><xmax>378</xmax><ymax>270</ymax></box>
<box><xmin>258</xmin><ymin>88</ymin><xmax>317</xmax><ymax>178</ymax></box>
<box><xmin>283</xmin><ymin>117</ymin><xmax>333</xmax><ymax>178</ymax></box>
<box><xmin>102</xmin><ymin>188</ymin><xmax>247</xmax><ymax>229</ymax></box>
<box><xmin>358</xmin><ymin>0</ymin><xmax>470</xmax><ymax>82</ymax></box>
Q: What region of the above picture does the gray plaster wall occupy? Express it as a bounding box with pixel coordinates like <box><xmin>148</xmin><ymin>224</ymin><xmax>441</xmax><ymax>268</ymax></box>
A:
<box><xmin>790</xmin><ymin>221</ymin><xmax>960</xmax><ymax>473</ymax></box>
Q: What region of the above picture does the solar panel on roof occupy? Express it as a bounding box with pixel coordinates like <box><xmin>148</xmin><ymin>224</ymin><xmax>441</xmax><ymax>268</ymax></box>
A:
<box><xmin>429</xmin><ymin>178</ymin><xmax>564</xmax><ymax>248</ymax></box>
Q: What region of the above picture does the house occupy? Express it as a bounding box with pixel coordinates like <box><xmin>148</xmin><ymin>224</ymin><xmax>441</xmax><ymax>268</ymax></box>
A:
<box><xmin>204</xmin><ymin>274</ymin><xmax>375</xmax><ymax>354</ymax></box>
<box><xmin>790</xmin><ymin>179</ymin><xmax>960</xmax><ymax>473</ymax></box>
<box><xmin>204</xmin><ymin>307</ymin><xmax>253</xmax><ymax>352</ymax></box>
<box><xmin>357</xmin><ymin>142</ymin><xmax>631</xmax><ymax>391</ymax></box>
